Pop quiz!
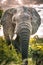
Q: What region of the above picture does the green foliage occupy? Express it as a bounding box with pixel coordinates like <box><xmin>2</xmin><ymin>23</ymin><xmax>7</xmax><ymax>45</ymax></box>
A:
<box><xmin>0</xmin><ymin>9</ymin><xmax>3</xmax><ymax>19</ymax></box>
<box><xmin>0</xmin><ymin>37</ymin><xmax>22</xmax><ymax>65</ymax></box>
<box><xmin>29</xmin><ymin>36</ymin><xmax>43</xmax><ymax>65</ymax></box>
<box><xmin>33</xmin><ymin>35</ymin><xmax>43</xmax><ymax>43</ymax></box>
<box><xmin>0</xmin><ymin>36</ymin><xmax>43</xmax><ymax>65</ymax></box>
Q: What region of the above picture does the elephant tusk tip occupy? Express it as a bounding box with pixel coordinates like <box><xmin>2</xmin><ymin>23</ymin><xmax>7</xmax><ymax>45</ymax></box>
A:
<box><xmin>13</xmin><ymin>34</ymin><xmax>17</xmax><ymax>40</ymax></box>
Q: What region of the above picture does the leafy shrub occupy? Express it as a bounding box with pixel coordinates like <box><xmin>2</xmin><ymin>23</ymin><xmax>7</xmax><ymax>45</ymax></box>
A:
<box><xmin>29</xmin><ymin>36</ymin><xmax>43</xmax><ymax>65</ymax></box>
<box><xmin>0</xmin><ymin>36</ymin><xmax>43</xmax><ymax>65</ymax></box>
<box><xmin>0</xmin><ymin>9</ymin><xmax>3</xmax><ymax>19</ymax></box>
<box><xmin>0</xmin><ymin>37</ymin><xmax>22</xmax><ymax>65</ymax></box>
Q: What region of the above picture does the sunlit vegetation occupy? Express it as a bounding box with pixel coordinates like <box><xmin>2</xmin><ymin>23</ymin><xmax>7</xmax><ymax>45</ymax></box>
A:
<box><xmin>30</xmin><ymin>35</ymin><xmax>43</xmax><ymax>51</ymax></box>
<box><xmin>0</xmin><ymin>9</ymin><xmax>3</xmax><ymax>19</ymax></box>
<box><xmin>0</xmin><ymin>36</ymin><xmax>43</xmax><ymax>65</ymax></box>
<box><xmin>0</xmin><ymin>37</ymin><xmax>22</xmax><ymax>65</ymax></box>
<box><xmin>29</xmin><ymin>35</ymin><xmax>43</xmax><ymax>65</ymax></box>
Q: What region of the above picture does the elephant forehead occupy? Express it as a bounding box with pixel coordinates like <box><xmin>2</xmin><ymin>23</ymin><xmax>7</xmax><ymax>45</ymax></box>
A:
<box><xmin>6</xmin><ymin>8</ymin><xmax>17</xmax><ymax>15</ymax></box>
<box><xmin>13</xmin><ymin>12</ymin><xmax>31</xmax><ymax>22</ymax></box>
<box><xmin>19</xmin><ymin>14</ymin><xmax>31</xmax><ymax>21</ymax></box>
<box><xmin>17</xmin><ymin>6</ymin><xmax>31</xmax><ymax>13</ymax></box>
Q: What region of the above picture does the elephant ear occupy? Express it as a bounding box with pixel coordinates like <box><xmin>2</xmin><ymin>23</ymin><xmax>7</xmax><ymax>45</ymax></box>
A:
<box><xmin>6</xmin><ymin>8</ymin><xmax>17</xmax><ymax>15</ymax></box>
<box><xmin>1</xmin><ymin>8</ymin><xmax>17</xmax><ymax>25</ymax></box>
<box><xmin>31</xmin><ymin>8</ymin><xmax>41</xmax><ymax>35</ymax></box>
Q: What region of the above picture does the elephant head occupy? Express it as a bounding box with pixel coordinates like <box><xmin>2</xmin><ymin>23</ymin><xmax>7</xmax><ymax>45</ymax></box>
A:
<box><xmin>12</xmin><ymin>6</ymin><xmax>41</xmax><ymax>35</ymax></box>
<box><xmin>1</xmin><ymin>6</ymin><xmax>41</xmax><ymax>65</ymax></box>
<box><xmin>12</xmin><ymin>6</ymin><xmax>41</xmax><ymax>64</ymax></box>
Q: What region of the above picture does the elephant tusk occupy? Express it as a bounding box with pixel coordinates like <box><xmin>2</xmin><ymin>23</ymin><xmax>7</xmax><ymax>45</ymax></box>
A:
<box><xmin>13</xmin><ymin>34</ymin><xmax>17</xmax><ymax>40</ymax></box>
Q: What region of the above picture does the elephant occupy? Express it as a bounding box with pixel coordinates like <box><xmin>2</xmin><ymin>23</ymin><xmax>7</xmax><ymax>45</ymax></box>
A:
<box><xmin>1</xmin><ymin>6</ymin><xmax>41</xmax><ymax>65</ymax></box>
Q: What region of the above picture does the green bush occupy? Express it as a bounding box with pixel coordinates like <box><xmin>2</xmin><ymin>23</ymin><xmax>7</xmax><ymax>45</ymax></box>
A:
<box><xmin>0</xmin><ymin>37</ymin><xmax>22</xmax><ymax>65</ymax></box>
<box><xmin>29</xmin><ymin>36</ymin><xmax>43</xmax><ymax>65</ymax></box>
<box><xmin>0</xmin><ymin>36</ymin><xmax>43</xmax><ymax>65</ymax></box>
<box><xmin>0</xmin><ymin>10</ymin><xmax>3</xmax><ymax>19</ymax></box>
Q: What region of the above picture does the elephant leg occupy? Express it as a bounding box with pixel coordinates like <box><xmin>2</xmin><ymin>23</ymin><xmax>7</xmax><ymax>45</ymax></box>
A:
<box><xmin>3</xmin><ymin>24</ymin><xmax>14</xmax><ymax>46</ymax></box>
<box><xmin>3</xmin><ymin>29</ymin><xmax>11</xmax><ymax>45</ymax></box>
<box><xmin>13</xmin><ymin>35</ymin><xmax>20</xmax><ymax>52</ymax></box>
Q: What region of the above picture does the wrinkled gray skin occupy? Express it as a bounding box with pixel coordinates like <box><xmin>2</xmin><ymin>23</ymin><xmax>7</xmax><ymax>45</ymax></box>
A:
<box><xmin>1</xmin><ymin>8</ymin><xmax>17</xmax><ymax>45</ymax></box>
<box><xmin>1</xmin><ymin>6</ymin><xmax>41</xmax><ymax>65</ymax></box>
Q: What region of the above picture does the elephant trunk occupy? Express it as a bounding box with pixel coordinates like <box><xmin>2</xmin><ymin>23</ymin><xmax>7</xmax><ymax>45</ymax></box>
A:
<box><xmin>17</xmin><ymin>22</ymin><xmax>30</xmax><ymax>60</ymax></box>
